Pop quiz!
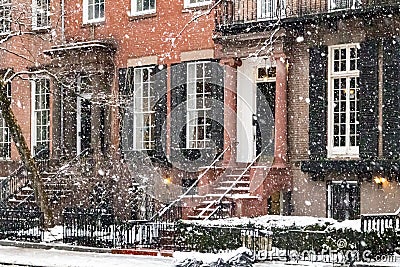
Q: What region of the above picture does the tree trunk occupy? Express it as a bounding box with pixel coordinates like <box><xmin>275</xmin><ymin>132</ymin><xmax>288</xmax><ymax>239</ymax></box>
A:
<box><xmin>0</xmin><ymin>81</ymin><xmax>54</xmax><ymax>227</ymax></box>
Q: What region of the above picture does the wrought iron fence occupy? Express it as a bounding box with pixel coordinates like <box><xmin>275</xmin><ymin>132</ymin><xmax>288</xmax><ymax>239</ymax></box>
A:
<box><xmin>0</xmin><ymin>207</ymin><xmax>44</xmax><ymax>242</ymax></box>
<box><xmin>216</xmin><ymin>0</ymin><xmax>400</xmax><ymax>26</ymax></box>
<box><xmin>361</xmin><ymin>213</ymin><xmax>400</xmax><ymax>235</ymax></box>
<box><xmin>63</xmin><ymin>207</ymin><xmax>115</xmax><ymax>248</ymax></box>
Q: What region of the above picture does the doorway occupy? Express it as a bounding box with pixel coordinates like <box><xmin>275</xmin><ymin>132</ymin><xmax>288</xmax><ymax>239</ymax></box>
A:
<box><xmin>77</xmin><ymin>95</ymin><xmax>92</xmax><ymax>154</ymax></box>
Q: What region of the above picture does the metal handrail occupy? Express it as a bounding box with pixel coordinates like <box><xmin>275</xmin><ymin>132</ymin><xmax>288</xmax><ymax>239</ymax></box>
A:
<box><xmin>14</xmin><ymin>148</ymin><xmax>92</xmax><ymax>208</ymax></box>
<box><xmin>0</xmin><ymin>148</ymin><xmax>49</xmax><ymax>205</ymax></box>
<box><xmin>153</xmin><ymin>143</ymin><xmax>237</xmax><ymax>221</ymax></box>
<box><xmin>203</xmin><ymin>144</ymin><xmax>272</xmax><ymax>220</ymax></box>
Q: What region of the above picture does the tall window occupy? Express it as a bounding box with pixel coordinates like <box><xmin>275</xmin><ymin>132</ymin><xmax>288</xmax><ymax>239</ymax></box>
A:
<box><xmin>133</xmin><ymin>66</ymin><xmax>155</xmax><ymax>150</ymax></box>
<box><xmin>328</xmin><ymin>44</ymin><xmax>359</xmax><ymax>158</ymax></box>
<box><xmin>32</xmin><ymin>0</ymin><xmax>50</xmax><ymax>29</ymax></box>
<box><xmin>187</xmin><ymin>62</ymin><xmax>212</xmax><ymax>149</ymax></box>
<box><xmin>132</xmin><ymin>0</ymin><xmax>156</xmax><ymax>15</ymax></box>
<box><xmin>184</xmin><ymin>0</ymin><xmax>212</xmax><ymax>8</ymax></box>
<box><xmin>0</xmin><ymin>82</ymin><xmax>11</xmax><ymax>159</ymax></box>
<box><xmin>0</xmin><ymin>0</ymin><xmax>11</xmax><ymax>34</ymax></box>
<box><xmin>32</xmin><ymin>78</ymin><xmax>50</xmax><ymax>155</ymax></box>
<box><xmin>329</xmin><ymin>0</ymin><xmax>360</xmax><ymax>10</ymax></box>
<box><xmin>83</xmin><ymin>0</ymin><xmax>105</xmax><ymax>23</ymax></box>
<box><xmin>257</xmin><ymin>0</ymin><xmax>286</xmax><ymax>20</ymax></box>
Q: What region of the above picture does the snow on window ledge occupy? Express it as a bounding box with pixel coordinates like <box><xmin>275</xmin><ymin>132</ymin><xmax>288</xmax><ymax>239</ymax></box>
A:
<box><xmin>128</xmin><ymin>10</ymin><xmax>157</xmax><ymax>20</ymax></box>
<box><xmin>183</xmin><ymin>0</ymin><xmax>212</xmax><ymax>10</ymax></box>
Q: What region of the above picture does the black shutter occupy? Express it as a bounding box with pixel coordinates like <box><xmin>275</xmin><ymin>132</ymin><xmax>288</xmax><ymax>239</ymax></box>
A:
<box><xmin>152</xmin><ymin>66</ymin><xmax>168</xmax><ymax>162</ymax></box>
<box><xmin>383</xmin><ymin>39</ymin><xmax>400</xmax><ymax>159</ymax></box>
<box><xmin>210</xmin><ymin>62</ymin><xmax>224</xmax><ymax>155</ymax></box>
<box><xmin>309</xmin><ymin>46</ymin><xmax>328</xmax><ymax>160</ymax></box>
<box><xmin>118</xmin><ymin>68</ymin><xmax>127</xmax><ymax>95</ymax></box>
<box><xmin>359</xmin><ymin>40</ymin><xmax>379</xmax><ymax>159</ymax></box>
<box><xmin>170</xmin><ymin>63</ymin><xmax>187</xmax><ymax>159</ymax></box>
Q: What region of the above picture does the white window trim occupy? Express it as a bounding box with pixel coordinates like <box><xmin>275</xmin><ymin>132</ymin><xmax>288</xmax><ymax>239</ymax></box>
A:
<box><xmin>184</xmin><ymin>0</ymin><xmax>212</xmax><ymax>9</ymax></box>
<box><xmin>31</xmin><ymin>78</ymin><xmax>51</xmax><ymax>156</ymax></box>
<box><xmin>32</xmin><ymin>0</ymin><xmax>51</xmax><ymax>30</ymax></box>
<box><xmin>328</xmin><ymin>0</ymin><xmax>360</xmax><ymax>11</ymax></box>
<box><xmin>186</xmin><ymin>61</ymin><xmax>212</xmax><ymax>149</ymax></box>
<box><xmin>82</xmin><ymin>0</ymin><xmax>105</xmax><ymax>24</ymax></box>
<box><xmin>257</xmin><ymin>0</ymin><xmax>286</xmax><ymax>20</ymax></box>
<box><xmin>327</xmin><ymin>43</ymin><xmax>360</xmax><ymax>159</ymax></box>
<box><xmin>130</xmin><ymin>0</ymin><xmax>156</xmax><ymax>16</ymax></box>
<box><xmin>133</xmin><ymin>66</ymin><xmax>156</xmax><ymax>151</ymax></box>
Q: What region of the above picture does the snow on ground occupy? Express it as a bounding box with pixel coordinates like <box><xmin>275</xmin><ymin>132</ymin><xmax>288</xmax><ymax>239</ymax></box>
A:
<box><xmin>0</xmin><ymin>246</ymin><xmax>174</xmax><ymax>267</ymax></box>
<box><xmin>43</xmin><ymin>225</ymin><xmax>64</xmax><ymax>242</ymax></box>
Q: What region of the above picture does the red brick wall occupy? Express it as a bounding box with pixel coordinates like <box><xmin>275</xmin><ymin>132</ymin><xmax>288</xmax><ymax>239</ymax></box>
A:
<box><xmin>63</xmin><ymin>0</ymin><xmax>216</xmax><ymax>66</ymax></box>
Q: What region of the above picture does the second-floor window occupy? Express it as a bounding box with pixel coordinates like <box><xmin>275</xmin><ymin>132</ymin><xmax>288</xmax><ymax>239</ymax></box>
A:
<box><xmin>0</xmin><ymin>82</ymin><xmax>11</xmax><ymax>159</ymax></box>
<box><xmin>328</xmin><ymin>44</ymin><xmax>360</xmax><ymax>158</ymax></box>
<box><xmin>83</xmin><ymin>0</ymin><xmax>105</xmax><ymax>23</ymax></box>
<box><xmin>32</xmin><ymin>78</ymin><xmax>50</xmax><ymax>156</ymax></box>
<box><xmin>184</xmin><ymin>0</ymin><xmax>212</xmax><ymax>8</ymax></box>
<box><xmin>133</xmin><ymin>66</ymin><xmax>156</xmax><ymax>150</ymax></box>
<box><xmin>186</xmin><ymin>62</ymin><xmax>212</xmax><ymax>149</ymax></box>
<box><xmin>258</xmin><ymin>0</ymin><xmax>286</xmax><ymax>20</ymax></box>
<box><xmin>32</xmin><ymin>0</ymin><xmax>50</xmax><ymax>29</ymax></box>
<box><xmin>132</xmin><ymin>0</ymin><xmax>156</xmax><ymax>15</ymax></box>
<box><xmin>0</xmin><ymin>0</ymin><xmax>11</xmax><ymax>34</ymax></box>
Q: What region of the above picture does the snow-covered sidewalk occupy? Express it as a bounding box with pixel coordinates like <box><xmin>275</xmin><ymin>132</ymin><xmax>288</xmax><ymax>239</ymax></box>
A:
<box><xmin>0</xmin><ymin>245</ymin><xmax>174</xmax><ymax>267</ymax></box>
<box><xmin>0</xmin><ymin>245</ymin><xmax>398</xmax><ymax>267</ymax></box>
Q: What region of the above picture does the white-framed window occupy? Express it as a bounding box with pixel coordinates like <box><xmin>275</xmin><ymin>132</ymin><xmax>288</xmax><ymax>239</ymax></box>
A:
<box><xmin>328</xmin><ymin>44</ymin><xmax>360</xmax><ymax>158</ymax></box>
<box><xmin>257</xmin><ymin>0</ymin><xmax>286</xmax><ymax>20</ymax></box>
<box><xmin>131</xmin><ymin>0</ymin><xmax>156</xmax><ymax>16</ymax></box>
<box><xmin>0</xmin><ymin>0</ymin><xmax>11</xmax><ymax>34</ymax></box>
<box><xmin>184</xmin><ymin>0</ymin><xmax>212</xmax><ymax>9</ymax></box>
<box><xmin>83</xmin><ymin>0</ymin><xmax>105</xmax><ymax>24</ymax></box>
<box><xmin>32</xmin><ymin>78</ymin><xmax>50</xmax><ymax>156</ymax></box>
<box><xmin>186</xmin><ymin>61</ymin><xmax>212</xmax><ymax>149</ymax></box>
<box><xmin>329</xmin><ymin>0</ymin><xmax>360</xmax><ymax>11</ymax></box>
<box><xmin>133</xmin><ymin>66</ymin><xmax>156</xmax><ymax>150</ymax></box>
<box><xmin>0</xmin><ymin>82</ymin><xmax>11</xmax><ymax>159</ymax></box>
<box><xmin>32</xmin><ymin>0</ymin><xmax>50</xmax><ymax>29</ymax></box>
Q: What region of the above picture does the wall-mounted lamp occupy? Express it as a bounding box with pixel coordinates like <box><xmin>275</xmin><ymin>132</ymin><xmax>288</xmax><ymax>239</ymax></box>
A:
<box><xmin>373</xmin><ymin>175</ymin><xmax>387</xmax><ymax>189</ymax></box>
<box><xmin>163</xmin><ymin>175</ymin><xmax>172</xmax><ymax>185</ymax></box>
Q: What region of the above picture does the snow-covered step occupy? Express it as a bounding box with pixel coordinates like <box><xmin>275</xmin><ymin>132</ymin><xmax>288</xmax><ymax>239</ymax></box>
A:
<box><xmin>216</xmin><ymin>187</ymin><xmax>250</xmax><ymax>191</ymax></box>
<box><xmin>187</xmin><ymin>215</ymin><xmax>209</xmax><ymax>219</ymax></box>
<box><xmin>202</xmin><ymin>200</ymin><xmax>231</xmax><ymax>204</ymax></box>
<box><xmin>226</xmin><ymin>174</ymin><xmax>250</xmax><ymax>177</ymax></box>
<box><xmin>220</xmin><ymin>180</ymin><xmax>250</xmax><ymax>185</ymax></box>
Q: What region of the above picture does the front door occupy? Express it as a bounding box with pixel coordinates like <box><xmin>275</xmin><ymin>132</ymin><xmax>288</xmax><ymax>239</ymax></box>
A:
<box><xmin>255</xmin><ymin>81</ymin><xmax>275</xmax><ymax>157</ymax></box>
<box><xmin>77</xmin><ymin>96</ymin><xmax>91</xmax><ymax>154</ymax></box>
<box><xmin>328</xmin><ymin>181</ymin><xmax>360</xmax><ymax>221</ymax></box>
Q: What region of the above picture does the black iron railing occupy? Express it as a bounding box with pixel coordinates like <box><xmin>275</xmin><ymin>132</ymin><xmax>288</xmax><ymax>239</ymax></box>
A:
<box><xmin>0</xmin><ymin>207</ymin><xmax>44</xmax><ymax>242</ymax></box>
<box><xmin>361</xmin><ymin>211</ymin><xmax>400</xmax><ymax>235</ymax></box>
<box><xmin>63</xmin><ymin>207</ymin><xmax>115</xmax><ymax>248</ymax></box>
<box><xmin>216</xmin><ymin>0</ymin><xmax>400</xmax><ymax>26</ymax></box>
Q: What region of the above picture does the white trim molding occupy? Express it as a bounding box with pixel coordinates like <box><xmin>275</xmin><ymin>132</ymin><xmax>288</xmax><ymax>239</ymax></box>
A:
<box><xmin>83</xmin><ymin>0</ymin><xmax>105</xmax><ymax>24</ymax></box>
<box><xmin>327</xmin><ymin>43</ymin><xmax>360</xmax><ymax>159</ymax></box>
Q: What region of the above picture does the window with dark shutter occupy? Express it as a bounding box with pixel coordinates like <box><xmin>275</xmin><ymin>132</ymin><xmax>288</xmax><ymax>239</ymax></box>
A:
<box><xmin>383</xmin><ymin>39</ymin><xmax>400</xmax><ymax>159</ymax></box>
<box><xmin>309</xmin><ymin>46</ymin><xmax>328</xmax><ymax>160</ymax></box>
<box><xmin>359</xmin><ymin>40</ymin><xmax>379</xmax><ymax>159</ymax></box>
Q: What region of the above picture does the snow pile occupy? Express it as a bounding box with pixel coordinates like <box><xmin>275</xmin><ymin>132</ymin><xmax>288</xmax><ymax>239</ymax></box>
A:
<box><xmin>327</xmin><ymin>219</ymin><xmax>361</xmax><ymax>232</ymax></box>
<box><xmin>184</xmin><ymin>215</ymin><xmax>338</xmax><ymax>230</ymax></box>
<box><xmin>174</xmin><ymin>247</ymin><xmax>253</xmax><ymax>267</ymax></box>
